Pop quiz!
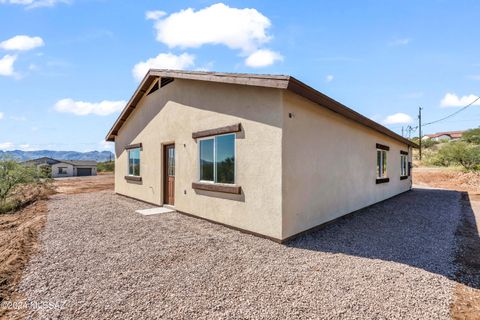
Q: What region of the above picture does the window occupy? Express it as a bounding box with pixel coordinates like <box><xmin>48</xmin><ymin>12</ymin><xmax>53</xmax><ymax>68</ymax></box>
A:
<box><xmin>58</xmin><ymin>167</ymin><xmax>67</xmax><ymax>174</ymax></box>
<box><xmin>376</xmin><ymin>149</ymin><xmax>387</xmax><ymax>178</ymax></box>
<box><xmin>199</xmin><ymin>134</ymin><xmax>235</xmax><ymax>184</ymax></box>
<box><xmin>128</xmin><ymin>148</ymin><xmax>140</xmax><ymax>176</ymax></box>
<box><xmin>401</xmin><ymin>154</ymin><xmax>408</xmax><ymax>177</ymax></box>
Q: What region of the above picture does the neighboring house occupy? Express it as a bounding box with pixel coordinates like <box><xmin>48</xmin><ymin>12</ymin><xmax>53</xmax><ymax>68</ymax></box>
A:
<box><xmin>422</xmin><ymin>131</ymin><xmax>463</xmax><ymax>141</ymax></box>
<box><xmin>25</xmin><ymin>157</ymin><xmax>97</xmax><ymax>178</ymax></box>
<box><xmin>106</xmin><ymin>70</ymin><xmax>417</xmax><ymax>242</ymax></box>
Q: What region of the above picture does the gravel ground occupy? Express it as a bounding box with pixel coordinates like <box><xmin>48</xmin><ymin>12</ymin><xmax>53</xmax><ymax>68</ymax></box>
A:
<box><xmin>15</xmin><ymin>188</ymin><xmax>461</xmax><ymax>319</ymax></box>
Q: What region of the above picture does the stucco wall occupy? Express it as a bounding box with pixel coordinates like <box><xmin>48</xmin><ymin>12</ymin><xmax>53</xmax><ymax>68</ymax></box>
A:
<box><xmin>281</xmin><ymin>91</ymin><xmax>412</xmax><ymax>239</ymax></box>
<box><xmin>114</xmin><ymin>79</ymin><xmax>284</xmax><ymax>239</ymax></box>
<box><xmin>51</xmin><ymin>163</ymin><xmax>74</xmax><ymax>178</ymax></box>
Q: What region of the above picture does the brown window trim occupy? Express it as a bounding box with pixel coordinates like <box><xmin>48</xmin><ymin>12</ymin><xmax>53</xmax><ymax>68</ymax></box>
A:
<box><xmin>376</xmin><ymin>143</ymin><xmax>390</xmax><ymax>151</ymax></box>
<box><xmin>192</xmin><ymin>182</ymin><xmax>241</xmax><ymax>194</ymax></box>
<box><xmin>400</xmin><ymin>150</ymin><xmax>408</xmax><ymax>155</ymax></box>
<box><xmin>400</xmin><ymin>176</ymin><xmax>408</xmax><ymax>180</ymax></box>
<box><xmin>125</xmin><ymin>176</ymin><xmax>142</xmax><ymax>182</ymax></box>
<box><xmin>125</xmin><ymin>143</ymin><xmax>142</xmax><ymax>150</ymax></box>
<box><xmin>376</xmin><ymin>177</ymin><xmax>390</xmax><ymax>184</ymax></box>
<box><xmin>192</xmin><ymin>123</ymin><xmax>241</xmax><ymax>139</ymax></box>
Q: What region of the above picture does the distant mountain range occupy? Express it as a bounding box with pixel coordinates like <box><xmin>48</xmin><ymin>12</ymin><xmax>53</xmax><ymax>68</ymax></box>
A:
<box><xmin>0</xmin><ymin>150</ymin><xmax>114</xmax><ymax>162</ymax></box>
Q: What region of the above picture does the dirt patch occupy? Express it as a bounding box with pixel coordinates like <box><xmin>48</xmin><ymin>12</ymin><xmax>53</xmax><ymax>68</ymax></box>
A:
<box><xmin>413</xmin><ymin>167</ymin><xmax>480</xmax><ymax>194</ymax></box>
<box><xmin>0</xmin><ymin>175</ymin><xmax>113</xmax><ymax>319</ymax></box>
<box><xmin>53</xmin><ymin>174</ymin><xmax>114</xmax><ymax>194</ymax></box>
<box><xmin>0</xmin><ymin>200</ymin><xmax>48</xmax><ymax>319</ymax></box>
<box><xmin>452</xmin><ymin>285</ymin><xmax>480</xmax><ymax>319</ymax></box>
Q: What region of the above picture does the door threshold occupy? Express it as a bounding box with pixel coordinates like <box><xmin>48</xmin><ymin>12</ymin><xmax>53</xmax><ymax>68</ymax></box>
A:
<box><xmin>163</xmin><ymin>204</ymin><xmax>176</xmax><ymax>210</ymax></box>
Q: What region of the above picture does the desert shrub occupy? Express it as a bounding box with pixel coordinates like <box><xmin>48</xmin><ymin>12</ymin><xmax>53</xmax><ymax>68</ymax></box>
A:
<box><xmin>462</xmin><ymin>128</ymin><xmax>480</xmax><ymax>145</ymax></box>
<box><xmin>0</xmin><ymin>157</ymin><xmax>52</xmax><ymax>213</ymax></box>
<box><xmin>421</xmin><ymin>138</ymin><xmax>439</xmax><ymax>149</ymax></box>
<box><xmin>97</xmin><ymin>161</ymin><xmax>114</xmax><ymax>172</ymax></box>
<box><xmin>429</xmin><ymin>142</ymin><xmax>480</xmax><ymax>171</ymax></box>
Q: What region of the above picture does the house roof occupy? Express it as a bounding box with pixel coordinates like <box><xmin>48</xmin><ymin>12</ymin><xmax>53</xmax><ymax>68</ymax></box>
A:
<box><xmin>25</xmin><ymin>157</ymin><xmax>97</xmax><ymax>166</ymax></box>
<box><xmin>106</xmin><ymin>70</ymin><xmax>417</xmax><ymax>148</ymax></box>
<box><xmin>424</xmin><ymin>131</ymin><xmax>464</xmax><ymax>139</ymax></box>
<box><xmin>24</xmin><ymin>157</ymin><xmax>60</xmax><ymax>165</ymax></box>
<box><xmin>62</xmin><ymin>160</ymin><xmax>97</xmax><ymax>166</ymax></box>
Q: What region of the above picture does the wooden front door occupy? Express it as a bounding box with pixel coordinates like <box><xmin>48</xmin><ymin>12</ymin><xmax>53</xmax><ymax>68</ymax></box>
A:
<box><xmin>163</xmin><ymin>144</ymin><xmax>175</xmax><ymax>205</ymax></box>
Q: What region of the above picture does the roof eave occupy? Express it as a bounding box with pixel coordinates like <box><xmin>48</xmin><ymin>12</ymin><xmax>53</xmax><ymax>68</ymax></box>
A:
<box><xmin>105</xmin><ymin>70</ymin><xmax>291</xmax><ymax>142</ymax></box>
<box><xmin>105</xmin><ymin>70</ymin><xmax>418</xmax><ymax>149</ymax></box>
<box><xmin>105</xmin><ymin>71</ymin><xmax>159</xmax><ymax>142</ymax></box>
<box><xmin>286</xmin><ymin>77</ymin><xmax>418</xmax><ymax>148</ymax></box>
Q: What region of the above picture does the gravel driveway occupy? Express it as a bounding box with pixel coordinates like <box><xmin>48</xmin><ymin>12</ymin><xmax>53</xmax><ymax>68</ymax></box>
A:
<box><xmin>15</xmin><ymin>188</ymin><xmax>461</xmax><ymax>319</ymax></box>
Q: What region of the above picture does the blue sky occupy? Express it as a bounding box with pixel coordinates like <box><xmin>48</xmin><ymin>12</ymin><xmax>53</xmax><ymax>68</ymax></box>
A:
<box><xmin>0</xmin><ymin>0</ymin><xmax>479</xmax><ymax>152</ymax></box>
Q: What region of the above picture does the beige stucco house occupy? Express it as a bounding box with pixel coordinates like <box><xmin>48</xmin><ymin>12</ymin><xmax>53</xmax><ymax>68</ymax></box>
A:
<box><xmin>106</xmin><ymin>70</ymin><xmax>417</xmax><ymax>242</ymax></box>
<box><xmin>25</xmin><ymin>157</ymin><xmax>97</xmax><ymax>178</ymax></box>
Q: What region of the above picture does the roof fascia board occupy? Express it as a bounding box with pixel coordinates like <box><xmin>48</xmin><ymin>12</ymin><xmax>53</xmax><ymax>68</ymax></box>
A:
<box><xmin>287</xmin><ymin>77</ymin><xmax>417</xmax><ymax>148</ymax></box>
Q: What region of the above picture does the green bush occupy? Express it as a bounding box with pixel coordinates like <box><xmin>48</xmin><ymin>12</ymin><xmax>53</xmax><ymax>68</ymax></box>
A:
<box><xmin>429</xmin><ymin>142</ymin><xmax>480</xmax><ymax>171</ymax></box>
<box><xmin>97</xmin><ymin>161</ymin><xmax>114</xmax><ymax>172</ymax></box>
<box><xmin>462</xmin><ymin>128</ymin><xmax>480</xmax><ymax>144</ymax></box>
<box><xmin>0</xmin><ymin>157</ymin><xmax>52</xmax><ymax>213</ymax></box>
<box><xmin>420</xmin><ymin>138</ymin><xmax>439</xmax><ymax>149</ymax></box>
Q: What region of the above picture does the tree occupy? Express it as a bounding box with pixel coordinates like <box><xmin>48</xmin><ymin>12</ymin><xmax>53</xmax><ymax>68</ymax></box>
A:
<box><xmin>97</xmin><ymin>161</ymin><xmax>115</xmax><ymax>172</ymax></box>
<box><xmin>462</xmin><ymin>128</ymin><xmax>480</xmax><ymax>145</ymax></box>
<box><xmin>420</xmin><ymin>138</ymin><xmax>438</xmax><ymax>149</ymax></box>
<box><xmin>0</xmin><ymin>158</ymin><xmax>46</xmax><ymax>208</ymax></box>
<box><xmin>435</xmin><ymin>142</ymin><xmax>480</xmax><ymax>171</ymax></box>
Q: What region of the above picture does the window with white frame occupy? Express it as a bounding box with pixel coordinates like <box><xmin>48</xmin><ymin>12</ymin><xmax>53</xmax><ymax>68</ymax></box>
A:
<box><xmin>199</xmin><ymin>133</ymin><xmax>235</xmax><ymax>184</ymax></box>
<box><xmin>401</xmin><ymin>154</ymin><xmax>408</xmax><ymax>177</ymax></box>
<box><xmin>58</xmin><ymin>167</ymin><xmax>67</xmax><ymax>174</ymax></box>
<box><xmin>128</xmin><ymin>148</ymin><xmax>141</xmax><ymax>176</ymax></box>
<box><xmin>376</xmin><ymin>149</ymin><xmax>388</xmax><ymax>178</ymax></box>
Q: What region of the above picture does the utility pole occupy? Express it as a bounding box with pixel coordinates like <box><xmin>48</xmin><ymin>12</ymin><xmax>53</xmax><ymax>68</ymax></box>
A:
<box><xmin>418</xmin><ymin>106</ymin><xmax>423</xmax><ymax>161</ymax></box>
<box><xmin>401</xmin><ymin>126</ymin><xmax>404</xmax><ymax>137</ymax></box>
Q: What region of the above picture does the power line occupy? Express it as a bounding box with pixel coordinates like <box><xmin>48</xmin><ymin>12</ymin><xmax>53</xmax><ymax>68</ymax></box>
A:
<box><xmin>423</xmin><ymin>96</ymin><xmax>480</xmax><ymax>127</ymax></box>
<box><xmin>395</xmin><ymin>95</ymin><xmax>479</xmax><ymax>138</ymax></box>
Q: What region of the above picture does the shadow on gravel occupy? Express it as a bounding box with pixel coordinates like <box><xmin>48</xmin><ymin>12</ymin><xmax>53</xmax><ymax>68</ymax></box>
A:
<box><xmin>287</xmin><ymin>188</ymin><xmax>480</xmax><ymax>289</ymax></box>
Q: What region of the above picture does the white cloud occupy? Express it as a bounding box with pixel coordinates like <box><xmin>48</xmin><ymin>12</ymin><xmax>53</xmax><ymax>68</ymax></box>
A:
<box><xmin>145</xmin><ymin>10</ymin><xmax>166</xmax><ymax>20</ymax></box>
<box><xmin>440</xmin><ymin>93</ymin><xmax>480</xmax><ymax>108</ymax></box>
<box><xmin>54</xmin><ymin>98</ymin><xmax>126</xmax><ymax>116</ymax></box>
<box><xmin>0</xmin><ymin>0</ymin><xmax>69</xmax><ymax>9</ymax></box>
<box><xmin>325</xmin><ymin>75</ymin><xmax>334</xmax><ymax>82</ymax></box>
<box><xmin>132</xmin><ymin>52</ymin><xmax>195</xmax><ymax>81</ymax></box>
<box><xmin>388</xmin><ymin>38</ymin><xmax>411</xmax><ymax>46</ymax></box>
<box><xmin>152</xmin><ymin>3</ymin><xmax>271</xmax><ymax>53</ymax></box>
<box><xmin>0</xmin><ymin>54</ymin><xmax>17</xmax><ymax>76</ymax></box>
<box><xmin>0</xmin><ymin>35</ymin><xmax>44</xmax><ymax>51</ymax></box>
<box><xmin>0</xmin><ymin>143</ymin><xmax>37</xmax><ymax>151</ymax></box>
<box><xmin>0</xmin><ymin>112</ymin><xmax>3</xmax><ymax>120</ymax></box>
<box><xmin>99</xmin><ymin>140</ymin><xmax>114</xmax><ymax>151</ymax></box>
<box><xmin>383</xmin><ymin>113</ymin><xmax>414</xmax><ymax>125</ymax></box>
<box><xmin>468</xmin><ymin>75</ymin><xmax>480</xmax><ymax>81</ymax></box>
<box><xmin>18</xmin><ymin>144</ymin><xmax>37</xmax><ymax>151</ymax></box>
<box><xmin>0</xmin><ymin>142</ymin><xmax>14</xmax><ymax>150</ymax></box>
<box><xmin>245</xmin><ymin>49</ymin><xmax>282</xmax><ymax>67</ymax></box>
